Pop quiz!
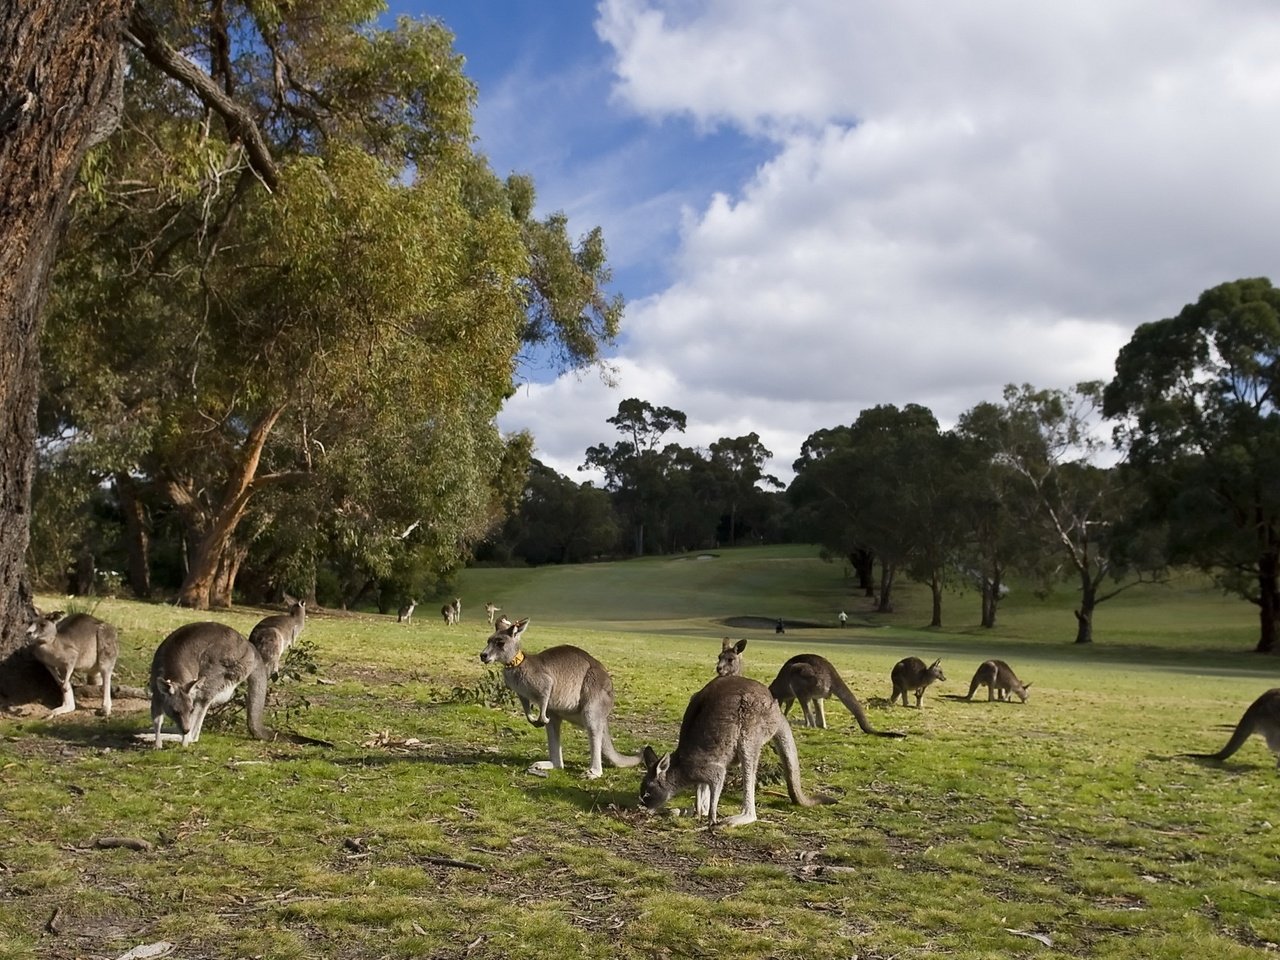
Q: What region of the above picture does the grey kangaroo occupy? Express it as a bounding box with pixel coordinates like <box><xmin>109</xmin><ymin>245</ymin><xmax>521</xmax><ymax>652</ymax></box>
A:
<box><xmin>769</xmin><ymin>654</ymin><xmax>904</xmax><ymax>737</ymax></box>
<box><xmin>716</xmin><ymin>637</ymin><xmax>747</xmax><ymax>676</ymax></box>
<box><xmin>640</xmin><ymin>675</ymin><xmax>834</xmax><ymax>827</ymax></box>
<box><xmin>484</xmin><ymin>602</ymin><xmax>501</xmax><ymax>625</ymax></box>
<box><xmin>248</xmin><ymin>596</ymin><xmax>305</xmax><ymax>676</ymax></box>
<box><xmin>441</xmin><ymin>597</ymin><xmax>460</xmax><ymax>625</ymax></box>
<box><xmin>964</xmin><ymin>659</ymin><xmax>1030</xmax><ymax>702</ymax></box>
<box><xmin>890</xmin><ymin>656</ymin><xmax>946</xmax><ymax>708</ymax></box>
<box><xmin>149</xmin><ymin>622</ymin><xmax>271</xmax><ymax>749</ymax></box>
<box><xmin>1182</xmin><ymin>688</ymin><xmax>1280</xmax><ymax>769</ymax></box>
<box><xmin>397</xmin><ymin>599</ymin><xmax>417</xmax><ymax>623</ymax></box>
<box><xmin>26</xmin><ymin>611</ymin><xmax>119</xmax><ymax>717</ymax></box>
<box><xmin>478</xmin><ymin>617</ymin><xmax>638</xmax><ymax>778</ymax></box>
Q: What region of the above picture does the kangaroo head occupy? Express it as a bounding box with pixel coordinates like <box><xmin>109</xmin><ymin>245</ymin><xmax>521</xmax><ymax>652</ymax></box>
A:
<box><xmin>716</xmin><ymin>638</ymin><xmax>747</xmax><ymax>677</ymax></box>
<box><xmin>159</xmin><ymin>677</ymin><xmax>202</xmax><ymax>732</ymax></box>
<box><xmin>25</xmin><ymin>615</ymin><xmax>59</xmax><ymax>645</ymax></box>
<box><xmin>479</xmin><ymin>617</ymin><xmax>529</xmax><ymax>665</ymax></box>
<box><xmin>1016</xmin><ymin>682</ymin><xmax>1031</xmax><ymax>703</ymax></box>
<box><xmin>929</xmin><ymin>658</ymin><xmax>945</xmax><ymax>681</ymax></box>
<box><xmin>639</xmin><ymin>745</ymin><xmax>676</xmax><ymax>810</ymax></box>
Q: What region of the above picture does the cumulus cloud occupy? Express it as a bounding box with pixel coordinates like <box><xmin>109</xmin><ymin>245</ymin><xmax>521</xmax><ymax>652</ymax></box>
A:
<box><xmin>503</xmin><ymin>0</ymin><xmax>1280</xmax><ymax>484</ymax></box>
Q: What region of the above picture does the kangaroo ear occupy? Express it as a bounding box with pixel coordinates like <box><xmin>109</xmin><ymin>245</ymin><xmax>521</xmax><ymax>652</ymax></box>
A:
<box><xmin>512</xmin><ymin>618</ymin><xmax>529</xmax><ymax>635</ymax></box>
<box><xmin>1022</xmin><ymin>682</ymin><xmax>1032</xmax><ymax>689</ymax></box>
<box><xmin>720</xmin><ymin>637</ymin><xmax>734</xmax><ymax>651</ymax></box>
<box><xmin>930</xmin><ymin>658</ymin><xmax>942</xmax><ymax>668</ymax></box>
<box><xmin>47</xmin><ymin>610</ymin><xmax>66</xmax><ymax>622</ymax></box>
<box><xmin>656</xmin><ymin>753</ymin><xmax>671</xmax><ymax>776</ymax></box>
<box><xmin>641</xmin><ymin>745</ymin><xmax>659</xmax><ymax>768</ymax></box>
<box><xmin>162</xmin><ymin>678</ymin><xmax>178</xmax><ymax>694</ymax></box>
<box><xmin>184</xmin><ymin>679</ymin><xmax>200</xmax><ymax>694</ymax></box>
<box><xmin>735</xmin><ymin>639</ymin><xmax>748</xmax><ymax>653</ymax></box>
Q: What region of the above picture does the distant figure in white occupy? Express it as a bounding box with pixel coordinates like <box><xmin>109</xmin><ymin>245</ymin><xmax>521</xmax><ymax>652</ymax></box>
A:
<box><xmin>148</xmin><ymin>622</ymin><xmax>272</xmax><ymax>748</ymax></box>
<box><xmin>26</xmin><ymin>610</ymin><xmax>119</xmax><ymax>717</ymax></box>
<box><xmin>397</xmin><ymin>598</ymin><xmax>417</xmax><ymax>624</ymax></box>
<box><xmin>478</xmin><ymin>617</ymin><xmax>639</xmax><ymax>778</ymax></box>
<box><xmin>838</xmin><ymin>611</ymin><xmax>847</xmax><ymax>627</ymax></box>
<box><xmin>485</xmin><ymin>602</ymin><xmax>501</xmax><ymax>626</ymax></box>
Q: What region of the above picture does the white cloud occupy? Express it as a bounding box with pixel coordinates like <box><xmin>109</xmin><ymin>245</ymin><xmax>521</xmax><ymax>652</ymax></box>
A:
<box><xmin>507</xmin><ymin>1</ymin><xmax>1280</xmax><ymax>486</ymax></box>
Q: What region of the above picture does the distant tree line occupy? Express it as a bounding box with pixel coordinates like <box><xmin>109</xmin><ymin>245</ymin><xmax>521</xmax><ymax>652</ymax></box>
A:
<box><xmin>481</xmin><ymin>279</ymin><xmax>1280</xmax><ymax>654</ymax></box>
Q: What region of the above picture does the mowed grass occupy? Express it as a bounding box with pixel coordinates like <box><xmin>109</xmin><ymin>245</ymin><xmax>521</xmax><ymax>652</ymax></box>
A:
<box><xmin>1</xmin><ymin>545</ymin><xmax>1277</xmax><ymax>959</ymax></box>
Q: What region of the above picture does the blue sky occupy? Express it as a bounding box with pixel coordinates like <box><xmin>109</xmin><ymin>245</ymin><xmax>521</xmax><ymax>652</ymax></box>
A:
<box><xmin>381</xmin><ymin>2</ymin><xmax>1280</xmax><ymax>485</ymax></box>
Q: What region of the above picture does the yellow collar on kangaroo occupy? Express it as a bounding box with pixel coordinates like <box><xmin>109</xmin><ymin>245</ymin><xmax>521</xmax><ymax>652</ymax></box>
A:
<box><xmin>507</xmin><ymin>650</ymin><xmax>525</xmax><ymax>668</ymax></box>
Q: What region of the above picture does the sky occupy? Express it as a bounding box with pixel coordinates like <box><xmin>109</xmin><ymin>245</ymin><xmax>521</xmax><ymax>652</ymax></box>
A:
<box><xmin>385</xmin><ymin>0</ymin><xmax>1280</xmax><ymax>485</ymax></box>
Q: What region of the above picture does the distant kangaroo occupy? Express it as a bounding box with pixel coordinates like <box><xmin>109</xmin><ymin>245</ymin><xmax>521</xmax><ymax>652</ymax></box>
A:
<box><xmin>890</xmin><ymin>657</ymin><xmax>946</xmax><ymax>708</ymax></box>
<box><xmin>26</xmin><ymin>611</ymin><xmax>119</xmax><ymax>717</ymax></box>
<box><xmin>441</xmin><ymin>597</ymin><xmax>460</xmax><ymax>625</ymax></box>
<box><xmin>1182</xmin><ymin>689</ymin><xmax>1280</xmax><ymax>769</ymax></box>
<box><xmin>964</xmin><ymin>659</ymin><xmax>1030</xmax><ymax>703</ymax></box>
<box><xmin>640</xmin><ymin>675</ymin><xmax>835</xmax><ymax>827</ymax></box>
<box><xmin>149</xmin><ymin>622</ymin><xmax>271</xmax><ymax>748</ymax></box>
<box><xmin>397</xmin><ymin>599</ymin><xmax>417</xmax><ymax>624</ymax></box>
<box><xmin>478</xmin><ymin>617</ymin><xmax>639</xmax><ymax>778</ymax></box>
<box><xmin>248</xmin><ymin>596</ymin><xmax>305</xmax><ymax>676</ymax></box>
<box><xmin>716</xmin><ymin>637</ymin><xmax>747</xmax><ymax>676</ymax></box>
<box><xmin>769</xmin><ymin>654</ymin><xmax>904</xmax><ymax>737</ymax></box>
<box><xmin>484</xmin><ymin>602</ymin><xmax>501</xmax><ymax>626</ymax></box>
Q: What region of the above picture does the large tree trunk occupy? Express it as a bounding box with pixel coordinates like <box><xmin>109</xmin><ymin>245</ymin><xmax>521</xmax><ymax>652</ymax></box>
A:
<box><xmin>116</xmin><ymin>473</ymin><xmax>151</xmax><ymax>598</ymax></box>
<box><xmin>210</xmin><ymin>540</ymin><xmax>249</xmax><ymax>608</ymax></box>
<box><xmin>1256</xmin><ymin>549</ymin><xmax>1278</xmax><ymax>654</ymax></box>
<box><xmin>1074</xmin><ymin>575</ymin><xmax>1096</xmax><ymax>644</ymax></box>
<box><xmin>850</xmin><ymin>549</ymin><xmax>875</xmax><ymax>596</ymax></box>
<box><xmin>929</xmin><ymin>571</ymin><xmax>943</xmax><ymax>628</ymax></box>
<box><xmin>173</xmin><ymin>404</ymin><xmax>285</xmax><ymax>609</ymax></box>
<box><xmin>0</xmin><ymin>0</ymin><xmax>131</xmax><ymax>705</ymax></box>
<box><xmin>877</xmin><ymin>562</ymin><xmax>895</xmax><ymax>613</ymax></box>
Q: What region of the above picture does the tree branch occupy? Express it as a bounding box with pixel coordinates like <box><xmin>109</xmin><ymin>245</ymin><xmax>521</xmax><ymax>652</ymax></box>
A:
<box><xmin>124</xmin><ymin>8</ymin><xmax>278</xmax><ymax>191</ymax></box>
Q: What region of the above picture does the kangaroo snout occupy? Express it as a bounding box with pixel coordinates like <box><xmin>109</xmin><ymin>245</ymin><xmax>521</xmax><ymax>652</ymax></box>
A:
<box><xmin>479</xmin><ymin>650</ymin><xmax>494</xmax><ymax>664</ymax></box>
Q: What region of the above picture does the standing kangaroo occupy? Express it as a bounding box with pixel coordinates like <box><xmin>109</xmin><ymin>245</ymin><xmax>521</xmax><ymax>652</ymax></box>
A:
<box><xmin>441</xmin><ymin>598</ymin><xmax>460</xmax><ymax>625</ymax></box>
<box><xmin>890</xmin><ymin>657</ymin><xmax>946</xmax><ymax>708</ymax></box>
<box><xmin>478</xmin><ymin>617</ymin><xmax>638</xmax><ymax>778</ymax></box>
<box><xmin>716</xmin><ymin>637</ymin><xmax>747</xmax><ymax>676</ymax></box>
<box><xmin>964</xmin><ymin>659</ymin><xmax>1031</xmax><ymax>703</ymax></box>
<box><xmin>484</xmin><ymin>602</ymin><xmax>501</xmax><ymax>626</ymax></box>
<box><xmin>248</xmin><ymin>596</ymin><xmax>305</xmax><ymax>676</ymax></box>
<box><xmin>149</xmin><ymin>622</ymin><xmax>271</xmax><ymax>748</ymax></box>
<box><xmin>1182</xmin><ymin>689</ymin><xmax>1280</xmax><ymax>769</ymax></box>
<box><xmin>397</xmin><ymin>599</ymin><xmax>417</xmax><ymax>624</ymax></box>
<box><xmin>26</xmin><ymin>611</ymin><xmax>119</xmax><ymax>717</ymax></box>
<box><xmin>769</xmin><ymin>654</ymin><xmax>904</xmax><ymax>737</ymax></box>
<box><xmin>640</xmin><ymin>675</ymin><xmax>834</xmax><ymax>827</ymax></box>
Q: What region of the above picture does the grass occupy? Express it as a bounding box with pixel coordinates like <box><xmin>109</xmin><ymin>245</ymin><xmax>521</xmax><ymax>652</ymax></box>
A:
<box><xmin>1</xmin><ymin>546</ymin><xmax>1278</xmax><ymax>959</ymax></box>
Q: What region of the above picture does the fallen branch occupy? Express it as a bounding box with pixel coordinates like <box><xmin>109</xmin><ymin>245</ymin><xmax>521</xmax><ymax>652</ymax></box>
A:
<box><xmin>94</xmin><ymin>836</ymin><xmax>153</xmax><ymax>853</ymax></box>
<box><xmin>422</xmin><ymin>855</ymin><xmax>486</xmax><ymax>872</ymax></box>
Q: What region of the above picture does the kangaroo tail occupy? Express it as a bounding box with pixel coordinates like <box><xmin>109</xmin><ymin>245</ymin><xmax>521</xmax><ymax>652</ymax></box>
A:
<box><xmin>964</xmin><ymin>677</ymin><xmax>981</xmax><ymax>700</ymax></box>
<box><xmin>1182</xmin><ymin>713</ymin><xmax>1256</xmax><ymax>762</ymax></box>
<box><xmin>245</xmin><ymin>661</ymin><xmax>275</xmax><ymax>742</ymax></box>
<box><xmin>771</xmin><ymin>723</ymin><xmax>835</xmax><ymax>807</ymax></box>
<box><xmin>832</xmin><ymin>675</ymin><xmax>905</xmax><ymax>738</ymax></box>
<box><xmin>603</xmin><ymin>730</ymin><xmax>641</xmax><ymax>768</ymax></box>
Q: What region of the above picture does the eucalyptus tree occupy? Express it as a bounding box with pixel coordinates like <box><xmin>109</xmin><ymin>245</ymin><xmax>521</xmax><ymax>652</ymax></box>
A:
<box><xmin>582</xmin><ymin>399</ymin><xmax>688</xmax><ymax>555</ymax></box>
<box><xmin>709</xmin><ymin>433</ymin><xmax>782</xmax><ymax>547</ymax></box>
<box><xmin>1104</xmin><ymin>277</ymin><xmax>1280</xmax><ymax>653</ymax></box>
<box><xmin>36</xmin><ymin>2</ymin><xmax>621</xmax><ymax>610</ymax></box>
<box><xmin>993</xmin><ymin>383</ymin><xmax>1164</xmax><ymax>644</ymax></box>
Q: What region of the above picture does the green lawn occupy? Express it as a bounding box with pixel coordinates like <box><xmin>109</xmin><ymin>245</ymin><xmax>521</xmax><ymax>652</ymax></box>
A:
<box><xmin>1</xmin><ymin>547</ymin><xmax>1277</xmax><ymax>959</ymax></box>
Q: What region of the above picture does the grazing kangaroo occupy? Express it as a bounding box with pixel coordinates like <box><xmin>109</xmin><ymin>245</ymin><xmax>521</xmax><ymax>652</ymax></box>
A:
<box><xmin>769</xmin><ymin>654</ymin><xmax>904</xmax><ymax>737</ymax></box>
<box><xmin>964</xmin><ymin>659</ymin><xmax>1030</xmax><ymax>702</ymax></box>
<box><xmin>478</xmin><ymin>617</ymin><xmax>638</xmax><ymax>778</ymax></box>
<box><xmin>397</xmin><ymin>599</ymin><xmax>417</xmax><ymax>624</ymax></box>
<box><xmin>248</xmin><ymin>596</ymin><xmax>305</xmax><ymax>676</ymax></box>
<box><xmin>1182</xmin><ymin>689</ymin><xmax>1280</xmax><ymax>769</ymax></box>
<box><xmin>716</xmin><ymin>637</ymin><xmax>747</xmax><ymax>677</ymax></box>
<box><xmin>890</xmin><ymin>657</ymin><xmax>946</xmax><ymax>708</ymax></box>
<box><xmin>484</xmin><ymin>602</ymin><xmax>501</xmax><ymax>626</ymax></box>
<box><xmin>640</xmin><ymin>675</ymin><xmax>834</xmax><ymax>827</ymax></box>
<box><xmin>26</xmin><ymin>611</ymin><xmax>119</xmax><ymax>717</ymax></box>
<box><xmin>149</xmin><ymin>622</ymin><xmax>271</xmax><ymax>749</ymax></box>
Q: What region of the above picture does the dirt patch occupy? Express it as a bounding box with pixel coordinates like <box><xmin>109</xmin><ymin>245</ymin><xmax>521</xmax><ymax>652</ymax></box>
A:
<box><xmin>720</xmin><ymin>616</ymin><xmax>833</xmax><ymax>630</ymax></box>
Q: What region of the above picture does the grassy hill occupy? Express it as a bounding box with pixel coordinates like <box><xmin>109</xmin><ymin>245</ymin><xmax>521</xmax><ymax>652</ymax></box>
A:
<box><xmin>1</xmin><ymin>546</ymin><xmax>1277</xmax><ymax>959</ymax></box>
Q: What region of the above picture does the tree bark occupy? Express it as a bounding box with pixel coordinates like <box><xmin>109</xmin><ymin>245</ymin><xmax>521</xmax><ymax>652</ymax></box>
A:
<box><xmin>0</xmin><ymin>0</ymin><xmax>132</xmax><ymax>705</ymax></box>
<box><xmin>1256</xmin><ymin>549</ymin><xmax>1277</xmax><ymax>654</ymax></box>
<box><xmin>116</xmin><ymin>473</ymin><xmax>151</xmax><ymax>597</ymax></box>
<box><xmin>210</xmin><ymin>539</ymin><xmax>249</xmax><ymax>607</ymax></box>
<box><xmin>877</xmin><ymin>562</ymin><xmax>895</xmax><ymax>613</ymax></box>
<box><xmin>929</xmin><ymin>571</ymin><xmax>943</xmax><ymax>628</ymax></box>
<box><xmin>1073</xmin><ymin>576</ymin><xmax>1096</xmax><ymax>644</ymax></box>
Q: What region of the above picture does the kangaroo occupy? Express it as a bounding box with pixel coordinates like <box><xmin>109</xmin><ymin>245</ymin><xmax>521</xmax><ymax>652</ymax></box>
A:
<box><xmin>769</xmin><ymin>654</ymin><xmax>904</xmax><ymax>737</ymax></box>
<box><xmin>484</xmin><ymin>602</ymin><xmax>501</xmax><ymax>626</ymax></box>
<box><xmin>149</xmin><ymin>622</ymin><xmax>271</xmax><ymax>749</ymax></box>
<box><xmin>26</xmin><ymin>611</ymin><xmax>119</xmax><ymax>717</ymax></box>
<box><xmin>716</xmin><ymin>637</ymin><xmax>747</xmax><ymax>677</ymax></box>
<box><xmin>397</xmin><ymin>598</ymin><xmax>417</xmax><ymax>624</ymax></box>
<box><xmin>478</xmin><ymin>617</ymin><xmax>638</xmax><ymax>778</ymax></box>
<box><xmin>441</xmin><ymin>597</ymin><xmax>460</xmax><ymax>625</ymax></box>
<box><xmin>964</xmin><ymin>659</ymin><xmax>1030</xmax><ymax>703</ymax></box>
<box><xmin>1182</xmin><ymin>689</ymin><xmax>1280</xmax><ymax>769</ymax></box>
<box><xmin>248</xmin><ymin>596</ymin><xmax>305</xmax><ymax>676</ymax></box>
<box><xmin>639</xmin><ymin>675</ymin><xmax>834</xmax><ymax>827</ymax></box>
<box><xmin>890</xmin><ymin>656</ymin><xmax>946</xmax><ymax>708</ymax></box>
